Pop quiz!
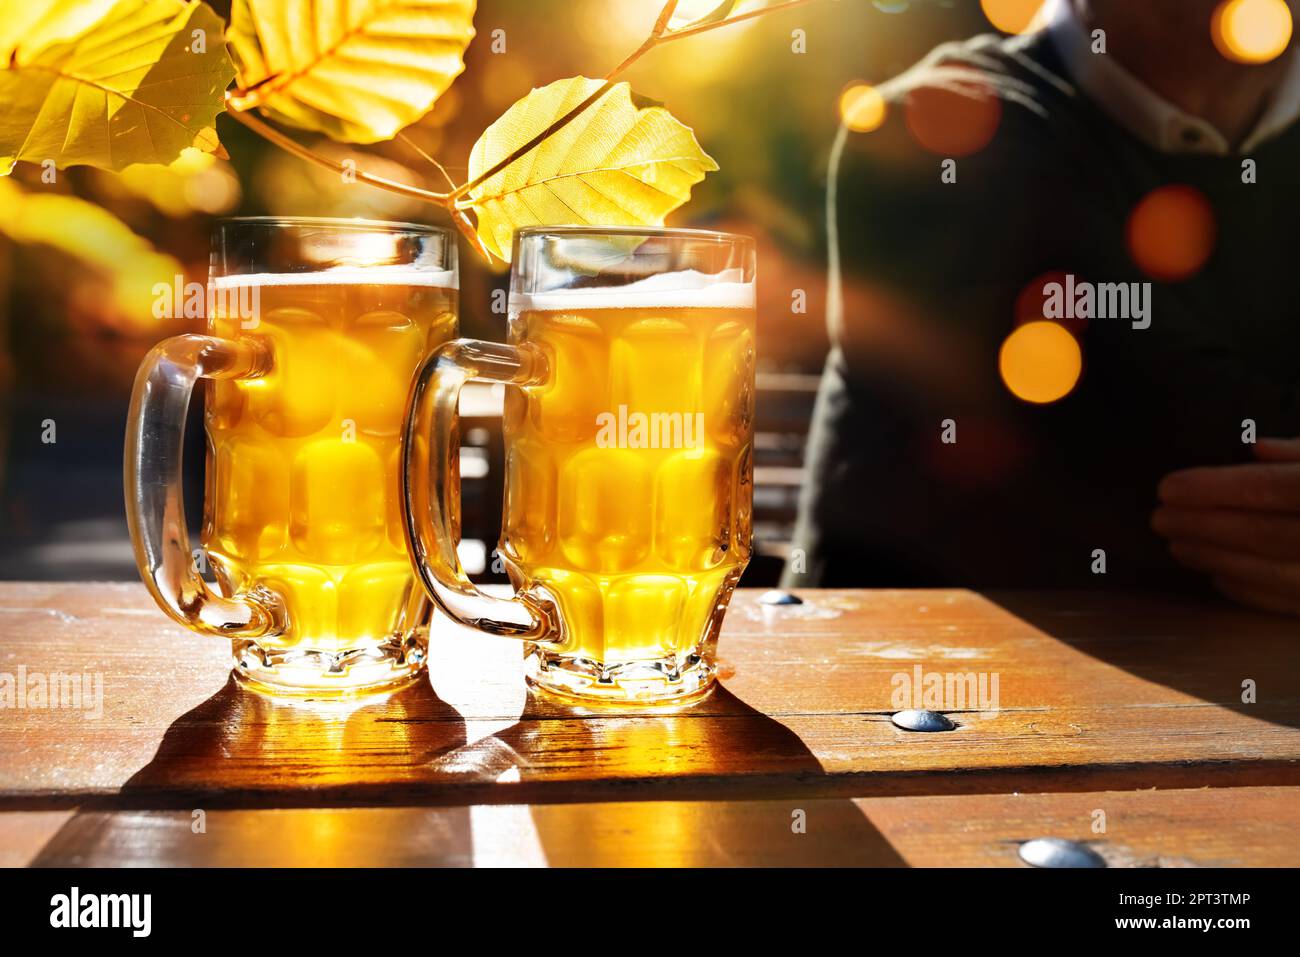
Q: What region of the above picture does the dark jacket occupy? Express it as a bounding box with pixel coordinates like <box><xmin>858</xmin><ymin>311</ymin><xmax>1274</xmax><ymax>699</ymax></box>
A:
<box><xmin>785</xmin><ymin>32</ymin><xmax>1300</xmax><ymax>588</ymax></box>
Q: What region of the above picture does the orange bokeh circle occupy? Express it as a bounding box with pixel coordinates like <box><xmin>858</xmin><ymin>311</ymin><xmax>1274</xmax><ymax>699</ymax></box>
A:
<box><xmin>980</xmin><ymin>0</ymin><xmax>1050</xmax><ymax>35</ymax></box>
<box><xmin>1126</xmin><ymin>185</ymin><xmax>1217</xmax><ymax>282</ymax></box>
<box><xmin>1211</xmin><ymin>0</ymin><xmax>1293</xmax><ymax>64</ymax></box>
<box><xmin>999</xmin><ymin>320</ymin><xmax>1083</xmax><ymax>405</ymax></box>
<box><xmin>839</xmin><ymin>82</ymin><xmax>888</xmax><ymax>133</ymax></box>
<box><xmin>904</xmin><ymin>77</ymin><xmax>1002</xmax><ymax>156</ymax></box>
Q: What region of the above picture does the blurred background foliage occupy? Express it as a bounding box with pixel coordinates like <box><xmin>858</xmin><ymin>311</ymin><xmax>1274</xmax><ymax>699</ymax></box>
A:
<box><xmin>0</xmin><ymin>0</ymin><xmax>988</xmax><ymax>578</ymax></box>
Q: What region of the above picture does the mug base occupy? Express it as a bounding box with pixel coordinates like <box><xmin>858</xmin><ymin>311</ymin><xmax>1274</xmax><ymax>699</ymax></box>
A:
<box><xmin>525</xmin><ymin>645</ymin><xmax>716</xmax><ymax>706</ymax></box>
<box><xmin>231</xmin><ymin>634</ymin><xmax>428</xmax><ymax>697</ymax></box>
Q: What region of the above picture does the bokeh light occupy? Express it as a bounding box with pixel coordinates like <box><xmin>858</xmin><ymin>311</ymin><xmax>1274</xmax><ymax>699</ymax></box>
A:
<box><xmin>113</xmin><ymin>148</ymin><xmax>241</xmax><ymax>217</ymax></box>
<box><xmin>999</xmin><ymin>320</ymin><xmax>1083</xmax><ymax>404</ymax></box>
<box><xmin>839</xmin><ymin>82</ymin><xmax>888</xmax><ymax>132</ymax></box>
<box><xmin>478</xmin><ymin>52</ymin><xmax>537</xmax><ymax>111</ymax></box>
<box><xmin>1126</xmin><ymin>185</ymin><xmax>1217</xmax><ymax>282</ymax></box>
<box><xmin>904</xmin><ymin>76</ymin><xmax>1001</xmax><ymax>155</ymax></box>
<box><xmin>980</xmin><ymin>0</ymin><xmax>1050</xmax><ymax>35</ymax></box>
<box><xmin>580</xmin><ymin>0</ymin><xmax>658</xmax><ymax>47</ymax></box>
<box><xmin>1211</xmin><ymin>0</ymin><xmax>1293</xmax><ymax>64</ymax></box>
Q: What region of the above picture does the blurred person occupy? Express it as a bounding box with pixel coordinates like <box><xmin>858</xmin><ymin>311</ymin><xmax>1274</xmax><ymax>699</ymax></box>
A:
<box><xmin>785</xmin><ymin>0</ymin><xmax>1300</xmax><ymax>615</ymax></box>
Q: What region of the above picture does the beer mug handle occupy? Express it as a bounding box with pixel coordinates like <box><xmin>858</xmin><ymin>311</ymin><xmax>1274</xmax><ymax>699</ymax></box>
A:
<box><xmin>124</xmin><ymin>334</ymin><xmax>287</xmax><ymax>638</ymax></box>
<box><xmin>402</xmin><ymin>338</ymin><xmax>561</xmax><ymax>642</ymax></box>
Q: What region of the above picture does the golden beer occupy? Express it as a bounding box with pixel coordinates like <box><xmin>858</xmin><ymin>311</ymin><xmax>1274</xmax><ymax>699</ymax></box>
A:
<box><xmin>205</xmin><ymin>274</ymin><xmax>457</xmax><ymax>652</ymax></box>
<box><xmin>500</xmin><ymin>291</ymin><xmax>755</xmax><ymax>677</ymax></box>
<box><xmin>127</xmin><ymin>218</ymin><xmax>458</xmax><ymax>694</ymax></box>
<box><xmin>400</xmin><ymin>227</ymin><xmax>754</xmax><ymax>703</ymax></box>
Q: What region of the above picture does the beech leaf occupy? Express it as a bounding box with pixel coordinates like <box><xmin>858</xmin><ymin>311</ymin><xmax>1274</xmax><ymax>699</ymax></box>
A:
<box><xmin>0</xmin><ymin>0</ymin><xmax>235</xmax><ymax>174</ymax></box>
<box><xmin>464</xmin><ymin>76</ymin><xmax>718</xmax><ymax>262</ymax></box>
<box><xmin>227</xmin><ymin>0</ymin><xmax>477</xmax><ymax>144</ymax></box>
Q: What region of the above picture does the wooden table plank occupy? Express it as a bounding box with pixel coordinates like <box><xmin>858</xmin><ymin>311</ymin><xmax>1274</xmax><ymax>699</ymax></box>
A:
<box><xmin>15</xmin><ymin>786</ymin><xmax>1299</xmax><ymax>867</ymax></box>
<box><xmin>1</xmin><ymin>583</ymin><xmax>1297</xmax><ymax>808</ymax></box>
<box><xmin>0</xmin><ymin>811</ymin><xmax>75</xmax><ymax>866</ymax></box>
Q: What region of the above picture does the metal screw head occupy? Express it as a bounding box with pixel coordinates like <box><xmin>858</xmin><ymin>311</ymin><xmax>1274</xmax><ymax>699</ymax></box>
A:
<box><xmin>891</xmin><ymin>709</ymin><xmax>956</xmax><ymax>732</ymax></box>
<box><xmin>1019</xmin><ymin>838</ymin><xmax>1106</xmax><ymax>869</ymax></box>
<box><xmin>759</xmin><ymin>590</ymin><xmax>803</xmax><ymax>606</ymax></box>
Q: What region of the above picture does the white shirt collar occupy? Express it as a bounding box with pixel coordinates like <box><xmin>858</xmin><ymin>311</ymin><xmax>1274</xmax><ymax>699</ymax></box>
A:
<box><xmin>1044</xmin><ymin>0</ymin><xmax>1300</xmax><ymax>155</ymax></box>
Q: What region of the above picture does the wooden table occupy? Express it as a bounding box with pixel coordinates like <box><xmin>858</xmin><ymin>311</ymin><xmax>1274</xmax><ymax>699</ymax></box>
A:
<box><xmin>1</xmin><ymin>582</ymin><xmax>1297</xmax><ymax>866</ymax></box>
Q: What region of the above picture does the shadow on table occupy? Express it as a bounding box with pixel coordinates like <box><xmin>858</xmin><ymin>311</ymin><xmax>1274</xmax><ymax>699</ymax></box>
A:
<box><xmin>30</xmin><ymin>676</ymin><xmax>475</xmax><ymax>866</ymax></box>
<box><xmin>990</xmin><ymin>589</ymin><xmax>1300</xmax><ymax>730</ymax></box>
<box><xmin>36</xmin><ymin>675</ymin><xmax>903</xmax><ymax>865</ymax></box>
<box><xmin>117</xmin><ymin>675</ymin><xmax>472</xmax><ymax>799</ymax></box>
<box><xmin>487</xmin><ymin>684</ymin><xmax>906</xmax><ymax>866</ymax></box>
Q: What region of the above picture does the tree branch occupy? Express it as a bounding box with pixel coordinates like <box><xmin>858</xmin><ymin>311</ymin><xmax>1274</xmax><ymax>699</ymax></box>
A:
<box><xmin>450</xmin><ymin>0</ymin><xmax>820</xmax><ymax>202</ymax></box>
<box><xmin>229</xmin><ymin>0</ymin><xmax>820</xmax><ymax>224</ymax></box>
<box><xmin>651</xmin><ymin>0</ymin><xmax>683</xmax><ymax>37</ymax></box>
<box><xmin>224</xmin><ymin>100</ymin><xmax>454</xmax><ymax>206</ymax></box>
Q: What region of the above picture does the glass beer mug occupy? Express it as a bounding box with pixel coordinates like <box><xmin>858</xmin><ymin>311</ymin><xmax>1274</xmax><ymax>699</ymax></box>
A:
<box><xmin>404</xmin><ymin>227</ymin><xmax>755</xmax><ymax>703</ymax></box>
<box><xmin>125</xmin><ymin>218</ymin><xmax>458</xmax><ymax>694</ymax></box>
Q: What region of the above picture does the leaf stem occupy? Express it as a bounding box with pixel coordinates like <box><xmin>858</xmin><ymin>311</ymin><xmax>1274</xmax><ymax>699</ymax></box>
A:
<box><xmin>450</xmin><ymin>0</ymin><xmax>815</xmax><ymax>202</ymax></box>
<box><xmin>229</xmin><ymin>0</ymin><xmax>818</xmax><ymax>218</ymax></box>
<box><xmin>397</xmin><ymin>131</ymin><xmax>459</xmax><ymax>190</ymax></box>
<box><xmin>651</xmin><ymin>0</ymin><xmax>682</xmax><ymax>37</ymax></box>
<box><xmin>224</xmin><ymin>101</ymin><xmax>454</xmax><ymax>206</ymax></box>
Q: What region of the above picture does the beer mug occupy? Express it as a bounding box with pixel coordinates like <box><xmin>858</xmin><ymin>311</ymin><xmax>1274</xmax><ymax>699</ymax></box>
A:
<box><xmin>404</xmin><ymin>227</ymin><xmax>755</xmax><ymax>703</ymax></box>
<box><xmin>125</xmin><ymin>218</ymin><xmax>458</xmax><ymax>694</ymax></box>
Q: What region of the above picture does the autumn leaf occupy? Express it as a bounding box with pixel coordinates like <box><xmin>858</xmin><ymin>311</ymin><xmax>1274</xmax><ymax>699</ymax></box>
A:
<box><xmin>0</xmin><ymin>0</ymin><xmax>235</xmax><ymax>175</ymax></box>
<box><xmin>227</xmin><ymin>0</ymin><xmax>477</xmax><ymax>144</ymax></box>
<box><xmin>463</xmin><ymin>77</ymin><xmax>719</xmax><ymax>262</ymax></box>
<box><xmin>0</xmin><ymin>176</ymin><xmax>182</xmax><ymax>331</ymax></box>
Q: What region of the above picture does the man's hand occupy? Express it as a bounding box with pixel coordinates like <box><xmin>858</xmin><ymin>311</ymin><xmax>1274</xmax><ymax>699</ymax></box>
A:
<box><xmin>1153</xmin><ymin>438</ymin><xmax>1300</xmax><ymax>616</ymax></box>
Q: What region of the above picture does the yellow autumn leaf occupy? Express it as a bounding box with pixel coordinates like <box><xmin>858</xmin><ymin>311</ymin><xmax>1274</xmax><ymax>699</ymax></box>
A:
<box><xmin>463</xmin><ymin>77</ymin><xmax>719</xmax><ymax>262</ymax></box>
<box><xmin>0</xmin><ymin>177</ymin><xmax>182</xmax><ymax>331</ymax></box>
<box><xmin>0</xmin><ymin>0</ymin><xmax>235</xmax><ymax>175</ymax></box>
<box><xmin>227</xmin><ymin>0</ymin><xmax>477</xmax><ymax>144</ymax></box>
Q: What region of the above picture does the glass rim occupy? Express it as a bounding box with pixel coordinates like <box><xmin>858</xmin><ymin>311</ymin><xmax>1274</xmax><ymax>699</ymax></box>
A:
<box><xmin>514</xmin><ymin>224</ymin><xmax>755</xmax><ymax>248</ymax></box>
<box><xmin>216</xmin><ymin>215</ymin><xmax>453</xmax><ymax>236</ymax></box>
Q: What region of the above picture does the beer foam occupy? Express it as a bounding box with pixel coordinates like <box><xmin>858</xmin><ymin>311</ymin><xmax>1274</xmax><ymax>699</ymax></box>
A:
<box><xmin>512</xmin><ymin>269</ymin><xmax>754</xmax><ymax>311</ymax></box>
<box><xmin>210</xmin><ymin>266</ymin><xmax>456</xmax><ymax>288</ymax></box>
